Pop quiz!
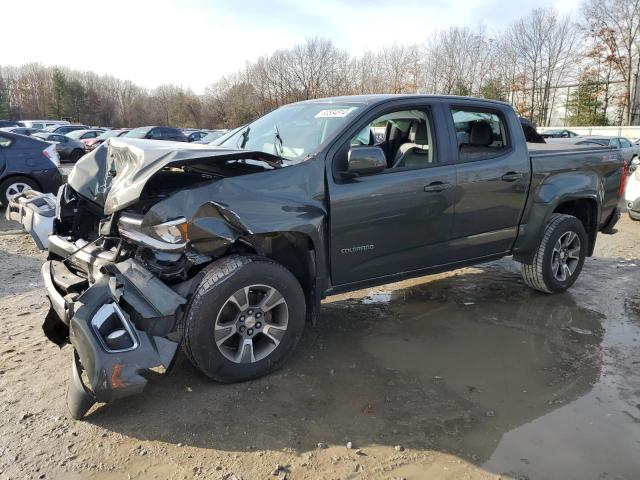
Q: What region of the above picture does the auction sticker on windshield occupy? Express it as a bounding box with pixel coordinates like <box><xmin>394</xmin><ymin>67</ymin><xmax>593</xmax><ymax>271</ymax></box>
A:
<box><xmin>315</xmin><ymin>108</ymin><xmax>356</xmax><ymax>118</ymax></box>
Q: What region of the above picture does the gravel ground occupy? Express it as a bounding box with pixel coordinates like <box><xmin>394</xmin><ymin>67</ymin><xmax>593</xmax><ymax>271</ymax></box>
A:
<box><xmin>0</xmin><ymin>212</ymin><xmax>639</xmax><ymax>480</ymax></box>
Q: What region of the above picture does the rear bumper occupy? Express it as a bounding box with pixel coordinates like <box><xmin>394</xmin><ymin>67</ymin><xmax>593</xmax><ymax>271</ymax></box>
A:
<box><xmin>5</xmin><ymin>190</ymin><xmax>57</xmax><ymax>249</ymax></box>
<box><xmin>40</xmin><ymin>235</ymin><xmax>186</xmax><ymax>418</ymax></box>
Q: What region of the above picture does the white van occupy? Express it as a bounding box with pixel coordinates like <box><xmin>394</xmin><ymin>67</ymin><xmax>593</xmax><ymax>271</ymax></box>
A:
<box><xmin>18</xmin><ymin>120</ymin><xmax>70</xmax><ymax>130</ymax></box>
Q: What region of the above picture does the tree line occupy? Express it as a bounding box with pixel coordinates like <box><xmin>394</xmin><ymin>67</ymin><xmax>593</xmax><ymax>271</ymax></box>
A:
<box><xmin>1</xmin><ymin>1</ymin><xmax>639</xmax><ymax>129</ymax></box>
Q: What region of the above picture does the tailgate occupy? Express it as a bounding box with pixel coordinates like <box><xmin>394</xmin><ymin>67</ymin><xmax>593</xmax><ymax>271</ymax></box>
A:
<box><xmin>5</xmin><ymin>190</ymin><xmax>56</xmax><ymax>249</ymax></box>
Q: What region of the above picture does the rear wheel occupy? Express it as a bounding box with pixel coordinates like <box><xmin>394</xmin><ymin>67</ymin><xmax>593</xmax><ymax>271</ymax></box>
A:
<box><xmin>0</xmin><ymin>176</ymin><xmax>38</xmax><ymax>205</ymax></box>
<box><xmin>521</xmin><ymin>214</ymin><xmax>588</xmax><ymax>293</ymax></box>
<box><xmin>70</xmin><ymin>149</ymin><xmax>84</xmax><ymax>162</ymax></box>
<box><xmin>180</xmin><ymin>255</ymin><xmax>306</xmax><ymax>382</ymax></box>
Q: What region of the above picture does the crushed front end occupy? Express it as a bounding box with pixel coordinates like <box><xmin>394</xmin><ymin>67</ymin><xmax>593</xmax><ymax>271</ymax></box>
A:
<box><xmin>43</xmin><ymin>184</ymin><xmax>190</xmax><ymax>418</ymax></box>
<box><xmin>9</xmin><ymin>137</ymin><xmax>317</xmax><ymax>419</ymax></box>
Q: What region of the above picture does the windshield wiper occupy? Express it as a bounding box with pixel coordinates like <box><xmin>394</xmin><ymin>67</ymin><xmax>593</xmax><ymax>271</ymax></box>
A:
<box><xmin>273</xmin><ymin>125</ymin><xmax>284</xmax><ymax>157</ymax></box>
<box><xmin>239</xmin><ymin>126</ymin><xmax>251</xmax><ymax>148</ymax></box>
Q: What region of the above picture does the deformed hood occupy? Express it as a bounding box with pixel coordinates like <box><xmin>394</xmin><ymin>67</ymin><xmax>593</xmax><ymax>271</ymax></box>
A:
<box><xmin>67</xmin><ymin>137</ymin><xmax>284</xmax><ymax>214</ymax></box>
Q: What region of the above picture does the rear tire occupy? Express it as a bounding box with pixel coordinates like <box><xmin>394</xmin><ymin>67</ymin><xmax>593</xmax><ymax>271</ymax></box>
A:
<box><xmin>180</xmin><ymin>255</ymin><xmax>306</xmax><ymax>383</ymax></box>
<box><xmin>521</xmin><ymin>214</ymin><xmax>588</xmax><ymax>293</ymax></box>
<box><xmin>70</xmin><ymin>149</ymin><xmax>84</xmax><ymax>162</ymax></box>
<box><xmin>0</xmin><ymin>176</ymin><xmax>38</xmax><ymax>205</ymax></box>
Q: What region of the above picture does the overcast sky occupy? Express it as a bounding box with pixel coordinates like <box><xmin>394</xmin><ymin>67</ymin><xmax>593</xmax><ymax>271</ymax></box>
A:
<box><xmin>4</xmin><ymin>0</ymin><xmax>581</xmax><ymax>93</ymax></box>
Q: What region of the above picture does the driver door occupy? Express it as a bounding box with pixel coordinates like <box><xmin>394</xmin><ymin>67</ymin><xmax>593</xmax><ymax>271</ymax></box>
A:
<box><xmin>327</xmin><ymin>101</ymin><xmax>458</xmax><ymax>287</ymax></box>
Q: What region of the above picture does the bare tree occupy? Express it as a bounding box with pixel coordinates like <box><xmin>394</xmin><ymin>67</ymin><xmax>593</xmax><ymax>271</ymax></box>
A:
<box><xmin>582</xmin><ymin>0</ymin><xmax>640</xmax><ymax>124</ymax></box>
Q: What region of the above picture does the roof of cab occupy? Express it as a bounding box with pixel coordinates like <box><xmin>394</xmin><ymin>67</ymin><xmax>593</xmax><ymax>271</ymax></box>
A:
<box><xmin>293</xmin><ymin>94</ymin><xmax>512</xmax><ymax>107</ymax></box>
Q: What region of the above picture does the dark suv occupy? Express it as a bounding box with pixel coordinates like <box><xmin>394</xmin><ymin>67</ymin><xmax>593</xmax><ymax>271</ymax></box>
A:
<box><xmin>124</xmin><ymin>126</ymin><xmax>187</xmax><ymax>142</ymax></box>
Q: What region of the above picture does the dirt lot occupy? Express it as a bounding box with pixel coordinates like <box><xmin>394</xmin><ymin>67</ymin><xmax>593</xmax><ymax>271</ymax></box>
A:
<box><xmin>0</xmin><ymin>212</ymin><xmax>639</xmax><ymax>480</ymax></box>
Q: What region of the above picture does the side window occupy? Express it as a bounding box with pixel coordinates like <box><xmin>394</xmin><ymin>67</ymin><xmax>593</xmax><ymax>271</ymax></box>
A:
<box><xmin>609</xmin><ymin>138</ymin><xmax>620</xmax><ymax>148</ymax></box>
<box><xmin>0</xmin><ymin>135</ymin><xmax>13</xmax><ymax>148</ymax></box>
<box><xmin>148</xmin><ymin>128</ymin><xmax>163</xmax><ymax>139</ymax></box>
<box><xmin>620</xmin><ymin>138</ymin><xmax>631</xmax><ymax>148</ymax></box>
<box><xmin>348</xmin><ymin>109</ymin><xmax>436</xmax><ymax>170</ymax></box>
<box><xmin>452</xmin><ymin>108</ymin><xmax>508</xmax><ymax>162</ymax></box>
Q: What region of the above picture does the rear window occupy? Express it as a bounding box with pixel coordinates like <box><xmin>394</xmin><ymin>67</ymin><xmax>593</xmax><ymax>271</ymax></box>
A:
<box><xmin>451</xmin><ymin>108</ymin><xmax>509</xmax><ymax>162</ymax></box>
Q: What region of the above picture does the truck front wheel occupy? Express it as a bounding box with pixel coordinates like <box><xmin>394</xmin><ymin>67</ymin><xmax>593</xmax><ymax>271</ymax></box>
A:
<box><xmin>521</xmin><ymin>214</ymin><xmax>588</xmax><ymax>294</ymax></box>
<box><xmin>180</xmin><ymin>255</ymin><xmax>306</xmax><ymax>383</ymax></box>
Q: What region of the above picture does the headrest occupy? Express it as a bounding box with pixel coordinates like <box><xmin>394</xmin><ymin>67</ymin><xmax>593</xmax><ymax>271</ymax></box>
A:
<box><xmin>469</xmin><ymin>121</ymin><xmax>493</xmax><ymax>146</ymax></box>
<box><xmin>410</xmin><ymin>121</ymin><xmax>429</xmax><ymax>145</ymax></box>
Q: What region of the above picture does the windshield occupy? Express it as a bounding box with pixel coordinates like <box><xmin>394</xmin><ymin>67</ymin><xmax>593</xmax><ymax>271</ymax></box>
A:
<box><xmin>218</xmin><ymin>102</ymin><xmax>361</xmax><ymax>161</ymax></box>
<box><xmin>97</xmin><ymin>130</ymin><xmax>124</xmax><ymax>140</ymax></box>
<box><xmin>125</xmin><ymin>126</ymin><xmax>153</xmax><ymax>139</ymax></box>
<box><xmin>201</xmin><ymin>131</ymin><xmax>226</xmax><ymax>143</ymax></box>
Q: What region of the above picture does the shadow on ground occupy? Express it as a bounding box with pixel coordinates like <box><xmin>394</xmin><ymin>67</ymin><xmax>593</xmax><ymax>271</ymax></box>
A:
<box><xmin>85</xmin><ymin>260</ymin><xmax>606</xmax><ymax>467</ymax></box>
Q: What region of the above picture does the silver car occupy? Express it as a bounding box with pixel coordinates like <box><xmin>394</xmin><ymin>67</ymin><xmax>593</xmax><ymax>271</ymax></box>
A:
<box><xmin>32</xmin><ymin>132</ymin><xmax>86</xmax><ymax>162</ymax></box>
<box><xmin>547</xmin><ymin>135</ymin><xmax>640</xmax><ymax>164</ymax></box>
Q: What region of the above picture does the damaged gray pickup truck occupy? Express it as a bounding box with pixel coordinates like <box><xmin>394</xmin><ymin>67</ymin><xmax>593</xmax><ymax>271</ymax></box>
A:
<box><xmin>8</xmin><ymin>95</ymin><xmax>625</xmax><ymax>419</ymax></box>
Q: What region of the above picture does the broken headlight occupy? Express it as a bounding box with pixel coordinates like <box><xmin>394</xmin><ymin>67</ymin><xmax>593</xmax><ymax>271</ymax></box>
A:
<box><xmin>152</xmin><ymin>218</ymin><xmax>189</xmax><ymax>244</ymax></box>
<box><xmin>118</xmin><ymin>214</ymin><xmax>188</xmax><ymax>252</ymax></box>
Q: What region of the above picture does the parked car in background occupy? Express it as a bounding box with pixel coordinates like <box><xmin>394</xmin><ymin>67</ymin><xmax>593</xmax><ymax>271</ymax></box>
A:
<box><xmin>0</xmin><ymin>120</ymin><xmax>21</xmax><ymax>128</ymax></box>
<box><xmin>193</xmin><ymin>129</ymin><xmax>229</xmax><ymax>144</ymax></box>
<box><xmin>624</xmin><ymin>157</ymin><xmax>640</xmax><ymax>220</ymax></box>
<box><xmin>541</xmin><ymin>129</ymin><xmax>579</xmax><ymax>138</ymax></box>
<box><xmin>19</xmin><ymin>120</ymin><xmax>69</xmax><ymax>130</ymax></box>
<box><xmin>182</xmin><ymin>129</ymin><xmax>209</xmax><ymax>142</ymax></box>
<box><xmin>83</xmin><ymin>128</ymin><xmax>131</xmax><ymax>151</ymax></box>
<box><xmin>0</xmin><ymin>131</ymin><xmax>62</xmax><ymax>204</ymax></box>
<box><xmin>549</xmin><ymin>136</ymin><xmax>640</xmax><ymax>164</ymax></box>
<box><xmin>0</xmin><ymin>127</ymin><xmax>44</xmax><ymax>136</ymax></box>
<box><xmin>65</xmin><ymin>129</ymin><xmax>106</xmax><ymax>142</ymax></box>
<box><xmin>45</xmin><ymin>124</ymin><xmax>90</xmax><ymax>134</ymax></box>
<box><xmin>33</xmin><ymin>132</ymin><xmax>87</xmax><ymax>162</ymax></box>
<box><xmin>124</xmin><ymin>126</ymin><xmax>188</xmax><ymax>142</ymax></box>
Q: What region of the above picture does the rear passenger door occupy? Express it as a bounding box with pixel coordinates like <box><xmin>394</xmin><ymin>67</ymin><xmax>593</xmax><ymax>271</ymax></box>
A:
<box><xmin>446</xmin><ymin>104</ymin><xmax>530</xmax><ymax>260</ymax></box>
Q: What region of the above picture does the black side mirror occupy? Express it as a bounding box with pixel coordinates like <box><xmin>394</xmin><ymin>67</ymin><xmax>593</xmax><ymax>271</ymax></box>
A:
<box><xmin>347</xmin><ymin>146</ymin><xmax>386</xmax><ymax>176</ymax></box>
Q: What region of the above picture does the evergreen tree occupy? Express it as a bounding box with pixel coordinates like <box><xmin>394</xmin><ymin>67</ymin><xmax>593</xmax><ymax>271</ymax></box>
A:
<box><xmin>480</xmin><ymin>79</ymin><xmax>507</xmax><ymax>102</ymax></box>
<box><xmin>566</xmin><ymin>79</ymin><xmax>607</xmax><ymax>126</ymax></box>
<box><xmin>48</xmin><ymin>68</ymin><xmax>67</xmax><ymax>120</ymax></box>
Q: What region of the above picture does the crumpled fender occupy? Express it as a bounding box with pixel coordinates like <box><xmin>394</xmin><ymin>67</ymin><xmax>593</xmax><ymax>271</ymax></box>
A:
<box><xmin>143</xmin><ymin>157</ymin><xmax>328</xmax><ymax>264</ymax></box>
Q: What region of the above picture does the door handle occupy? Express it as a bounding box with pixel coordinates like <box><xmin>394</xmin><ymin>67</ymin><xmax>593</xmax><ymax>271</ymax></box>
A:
<box><xmin>424</xmin><ymin>182</ymin><xmax>452</xmax><ymax>193</ymax></box>
<box><xmin>501</xmin><ymin>172</ymin><xmax>524</xmax><ymax>182</ymax></box>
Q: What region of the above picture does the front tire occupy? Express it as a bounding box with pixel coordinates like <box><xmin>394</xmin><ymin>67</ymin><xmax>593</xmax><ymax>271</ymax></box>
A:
<box><xmin>180</xmin><ymin>255</ymin><xmax>306</xmax><ymax>383</ymax></box>
<box><xmin>521</xmin><ymin>214</ymin><xmax>588</xmax><ymax>293</ymax></box>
